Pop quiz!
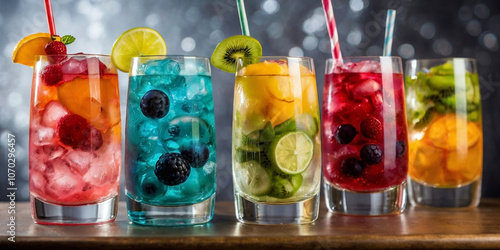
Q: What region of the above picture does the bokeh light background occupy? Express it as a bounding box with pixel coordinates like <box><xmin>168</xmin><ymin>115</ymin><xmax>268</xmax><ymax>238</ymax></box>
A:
<box><xmin>1</xmin><ymin>0</ymin><xmax>499</xmax><ymax>201</ymax></box>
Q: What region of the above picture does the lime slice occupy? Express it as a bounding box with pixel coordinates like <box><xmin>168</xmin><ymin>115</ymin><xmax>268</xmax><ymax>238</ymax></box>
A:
<box><xmin>235</xmin><ymin>161</ymin><xmax>272</xmax><ymax>196</ymax></box>
<box><xmin>111</xmin><ymin>27</ymin><xmax>167</xmax><ymax>72</ymax></box>
<box><xmin>267</xmin><ymin>131</ymin><xmax>314</xmax><ymax>175</ymax></box>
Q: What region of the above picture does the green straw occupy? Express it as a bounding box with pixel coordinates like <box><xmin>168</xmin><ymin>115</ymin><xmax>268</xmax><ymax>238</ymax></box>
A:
<box><xmin>236</xmin><ymin>0</ymin><xmax>250</xmax><ymax>36</ymax></box>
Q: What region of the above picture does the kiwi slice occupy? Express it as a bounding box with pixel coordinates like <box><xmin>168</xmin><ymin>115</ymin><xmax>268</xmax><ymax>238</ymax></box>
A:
<box><xmin>427</xmin><ymin>75</ymin><xmax>455</xmax><ymax>90</ymax></box>
<box><xmin>413</xmin><ymin>107</ymin><xmax>436</xmax><ymax>130</ymax></box>
<box><xmin>268</xmin><ymin>173</ymin><xmax>303</xmax><ymax>199</ymax></box>
<box><xmin>211</xmin><ymin>35</ymin><xmax>262</xmax><ymax>73</ymax></box>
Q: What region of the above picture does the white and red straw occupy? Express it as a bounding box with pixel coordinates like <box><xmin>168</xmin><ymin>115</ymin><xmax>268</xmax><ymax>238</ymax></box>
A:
<box><xmin>322</xmin><ymin>0</ymin><xmax>342</xmax><ymax>63</ymax></box>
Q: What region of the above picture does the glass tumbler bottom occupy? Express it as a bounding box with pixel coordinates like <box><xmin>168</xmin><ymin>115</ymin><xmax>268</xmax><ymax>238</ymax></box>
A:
<box><xmin>408</xmin><ymin>178</ymin><xmax>481</xmax><ymax>208</ymax></box>
<box><xmin>324</xmin><ymin>181</ymin><xmax>407</xmax><ymax>216</ymax></box>
<box><xmin>126</xmin><ymin>193</ymin><xmax>215</xmax><ymax>226</ymax></box>
<box><xmin>31</xmin><ymin>194</ymin><xmax>118</xmax><ymax>225</ymax></box>
<box><xmin>234</xmin><ymin>193</ymin><xmax>319</xmax><ymax>225</ymax></box>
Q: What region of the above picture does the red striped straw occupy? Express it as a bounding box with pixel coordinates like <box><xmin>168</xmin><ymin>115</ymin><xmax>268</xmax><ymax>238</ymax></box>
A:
<box><xmin>44</xmin><ymin>0</ymin><xmax>56</xmax><ymax>36</ymax></box>
<box><xmin>322</xmin><ymin>0</ymin><xmax>342</xmax><ymax>63</ymax></box>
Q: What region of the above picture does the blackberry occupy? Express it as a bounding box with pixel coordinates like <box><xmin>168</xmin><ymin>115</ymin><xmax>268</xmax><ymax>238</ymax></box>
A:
<box><xmin>360</xmin><ymin>144</ymin><xmax>383</xmax><ymax>165</ymax></box>
<box><xmin>340</xmin><ymin>158</ymin><xmax>365</xmax><ymax>178</ymax></box>
<box><xmin>180</xmin><ymin>142</ymin><xmax>210</xmax><ymax>168</ymax></box>
<box><xmin>140</xmin><ymin>90</ymin><xmax>170</xmax><ymax>119</ymax></box>
<box><xmin>396</xmin><ymin>140</ymin><xmax>406</xmax><ymax>158</ymax></box>
<box><xmin>334</xmin><ymin>124</ymin><xmax>357</xmax><ymax>144</ymax></box>
<box><xmin>154</xmin><ymin>153</ymin><xmax>190</xmax><ymax>186</ymax></box>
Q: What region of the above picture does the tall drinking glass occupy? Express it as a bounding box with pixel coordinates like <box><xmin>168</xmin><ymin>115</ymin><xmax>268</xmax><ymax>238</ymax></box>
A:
<box><xmin>405</xmin><ymin>58</ymin><xmax>482</xmax><ymax>208</ymax></box>
<box><xmin>232</xmin><ymin>57</ymin><xmax>321</xmax><ymax>224</ymax></box>
<box><xmin>125</xmin><ymin>56</ymin><xmax>216</xmax><ymax>226</ymax></box>
<box><xmin>322</xmin><ymin>56</ymin><xmax>408</xmax><ymax>215</ymax></box>
<box><xmin>29</xmin><ymin>54</ymin><xmax>122</xmax><ymax>224</ymax></box>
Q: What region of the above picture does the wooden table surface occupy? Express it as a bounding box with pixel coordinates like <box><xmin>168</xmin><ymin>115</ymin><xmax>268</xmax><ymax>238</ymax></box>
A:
<box><xmin>1</xmin><ymin>200</ymin><xmax>500</xmax><ymax>249</ymax></box>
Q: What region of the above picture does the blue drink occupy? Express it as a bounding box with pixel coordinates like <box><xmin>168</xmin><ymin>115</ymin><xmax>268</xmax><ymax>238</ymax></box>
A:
<box><xmin>125</xmin><ymin>56</ymin><xmax>216</xmax><ymax>225</ymax></box>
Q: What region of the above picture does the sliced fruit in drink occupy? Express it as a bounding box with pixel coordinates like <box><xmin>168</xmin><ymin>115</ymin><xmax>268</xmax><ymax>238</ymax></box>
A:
<box><xmin>267</xmin><ymin>131</ymin><xmax>314</xmax><ymax>175</ymax></box>
<box><xmin>235</xmin><ymin>145</ymin><xmax>262</xmax><ymax>163</ymax></box>
<box><xmin>12</xmin><ymin>33</ymin><xmax>58</xmax><ymax>67</ymax></box>
<box><xmin>111</xmin><ymin>27</ymin><xmax>167</xmax><ymax>72</ymax></box>
<box><xmin>211</xmin><ymin>35</ymin><xmax>262</xmax><ymax>73</ymax></box>
<box><xmin>426</xmin><ymin>114</ymin><xmax>481</xmax><ymax>150</ymax></box>
<box><xmin>268</xmin><ymin>173</ymin><xmax>303</xmax><ymax>198</ymax></box>
<box><xmin>235</xmin><ymin>161</ymin><xmax>272</xmax><ymax>196</ymax></box>
<box><xmin>275</xmin><ymin>113</ymin><xmax>318</xmax><ymax>137</ymax></box>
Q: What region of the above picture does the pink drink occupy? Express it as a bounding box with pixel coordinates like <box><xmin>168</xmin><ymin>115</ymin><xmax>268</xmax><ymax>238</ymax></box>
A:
<box><xmin>29</xmin><ymin>55</ymin><xmax>121</xmax><ymax>210</ymax></box>
<box><xmin>322</xmin><ymin>60</ymin><xmax>408</xmax><ymax>193</ymax></box>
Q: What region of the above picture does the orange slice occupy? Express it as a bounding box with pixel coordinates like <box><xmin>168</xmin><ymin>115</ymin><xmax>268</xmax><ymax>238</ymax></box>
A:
<box><xmin>12</xmin><ymin>33</ymin><xmax>59</xmax><ymax>67</ymax></box>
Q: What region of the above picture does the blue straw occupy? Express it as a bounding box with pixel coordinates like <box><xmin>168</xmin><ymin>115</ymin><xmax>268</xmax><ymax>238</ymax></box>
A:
<box><xmin>383</xmin><ymin>9</ymin><xmax>396</xmax><ymax>56</ymax></box>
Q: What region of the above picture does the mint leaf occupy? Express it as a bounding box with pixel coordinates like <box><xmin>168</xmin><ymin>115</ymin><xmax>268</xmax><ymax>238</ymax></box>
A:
<box><xmin>61</xmin><ymin>35</ymin><xmax>76</xmax><ymax>45</ymax></box>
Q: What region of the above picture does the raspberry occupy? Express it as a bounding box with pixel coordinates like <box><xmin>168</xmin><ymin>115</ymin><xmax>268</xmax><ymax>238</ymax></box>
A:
<box><xmin>79</xmin><ymin>126</ymin><xmax>103</xmax><ymax>151</ymax></box>
<box><xmin>57</xmin><ymin>114</ymin><xmax>88</xmax><ymax>148</ymax></box>
<box><xmin>140</xmin><ymin>90</ymin><xmax>170</xmax><ymax>119</ymax></box>
<box><xmin>155</xmin><ymin>153</ymin><xmax>191</xmax><ymax>186</ymax></box>
<box><xmin>334</xmin><ymin>124</ymin><xmax>357</xmax><ymax>144</ymax></box>
<box><xmin>396</xmin><ymin>140</ymin><xmax>406</xmax><ymax>158</ymax></box>
<box><xmin>45</xmin><ymin>41</ymin><xmax>67</xmax><ymax>64</ymax></box>
<box><xmin>360</xmin><ymin>144</ymin><xmax>383</xmax><ymax>165</ymax></box>
<box><xmin>180</xmin><ymin>142</ymin><xmax>210</xmax><ymax>168</ymax></box>
<box><xmin>340</xmin><ymin>158</ymin><xmax>365</xmax><ymax>178</ymax></box>
<box><xmin>360</xmin><ymin>116</ymin><xmax>382</xmax><ymax>140</ymax></box>
<box><xmin>41</xmin><ymin>64</ymin><xmax>63</xmax><ymax>86</ymax></box>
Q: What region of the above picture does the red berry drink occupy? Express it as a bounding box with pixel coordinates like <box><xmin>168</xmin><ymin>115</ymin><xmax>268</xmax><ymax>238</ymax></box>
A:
<box><xmin>321</xmin><ymin>57</ymin><xmax>408</xmax><ymax>215</ymax></box>
<box><xmin>29</xmin><ymin>54</ymin><xmax>121</xmax><ymax>224</ymax></box>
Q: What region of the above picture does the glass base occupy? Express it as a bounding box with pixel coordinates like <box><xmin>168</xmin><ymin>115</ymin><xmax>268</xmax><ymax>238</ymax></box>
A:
<box><xmin>234</xmin><ymin>193</ymin><xmax>319</xmax><ymax>224</ymax></box>
<box><xmin>31</xmin><ymin>194</ymin><xmax>118</xmax><ymax>225</ymax></box>
<box><xmin>324</xmin><ymin>181</ymin><xmax>407</xmax><ymax>216</ymax></box>
<box><xmin>408</xmin><ymin>178</ymin><xmax>481</xmax><ymax>208</ymax></box>
<box><xmin>127</xmin><ymin>194</ymin><xmax>215</xmax><ymax>226</ymax></box>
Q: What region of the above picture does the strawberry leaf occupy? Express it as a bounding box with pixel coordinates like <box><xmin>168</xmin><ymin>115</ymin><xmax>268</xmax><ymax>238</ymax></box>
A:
<box><xmin>61</xmin><ymin>35</ymin><xmax>76</xmax><ymax>45</ymax></box>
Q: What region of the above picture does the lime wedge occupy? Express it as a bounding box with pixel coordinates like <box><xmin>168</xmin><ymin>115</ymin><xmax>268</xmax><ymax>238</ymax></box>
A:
<box><xmin>267</xmin><ymin>131</ymin><xmax>314</xmax><ymax>175</ymax></box>
<box><xmin>111</xmin><ymin>27</ymin><xmax>167</xmax><ymax>72</ymax></box>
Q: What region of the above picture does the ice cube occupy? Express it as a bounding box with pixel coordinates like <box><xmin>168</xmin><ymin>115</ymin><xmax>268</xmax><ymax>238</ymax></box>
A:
<box><xmin>42</xmin><ymin>144</ymin><xmax>67</xmax><ymax>161</ymax></box>
<box><xmin>61</xmin><ymin>57</ymin><xmax>88</xmax><ymax>75</ymax></box>
<box><xmin>83</xmin><ymin>143</ymin><xmax>121</xmax><ymax>186</ymax></box>
<box><xmin>180</xmin><ymin>169</ymin><xmax>200</xmax><ymax>196</ymax></box>
<box><xmin>144</xmin><ymin>59</ymin><xmax>181</xmax><ymax>75</ymax></box>
<box><xmin>136</xmin><ymin>170</ymin><xmax>168</xmax><ymax>199</ymax></box>
<box><xmin>32</xmin><ymin>127</ymin><xmax>56</xmax><ymax>146</ymax></box>
<box><xmin>45</xmin><ymin>159</ymin><xmax>83</xmax><ymax>199</ymax></box>
<box><xmin>186</xmin><ymin>77</ymin><xmax>208</xmax><ymax>100</ymax></box>
<box><xmin>30</xmin><ymin>171</ymin><xmax>47</xmax><ymax>194</ymax></box>
<box><xmin>41</xmin><ymin>101</ymin><xmax>68</xmax><ymax>128</ymax></box>
<box><xmin>139</xmin><ymin>120</ymin><xmax>160</xmax><ymax>139</ymax></box>
<box><xmin>65</xmin><ymin>151</ymin><xmax>97</xmax><ymax>175</ymax></box>
<box><xmin>160</xmin><ymin>116</ymin><xmax>214</xmax><ymax>147</ymax></box>
<box><xmin>353</xmin><ymin>60</ymin><xmax>381</xmax><ymax>73</ymax></box>
<box><xmin>351</xmin><ymin>79</ymin><xmax>381</xmax><ymax>97</ymax></box>
<box><xmin>179</xmin><ymin>100</ymin><xmax>204</xmax><ymax>115</ymax></box>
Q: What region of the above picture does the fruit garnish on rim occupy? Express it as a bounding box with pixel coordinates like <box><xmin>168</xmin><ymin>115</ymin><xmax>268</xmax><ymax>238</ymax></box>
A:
<box><xmin>210</xmin><ymin>35</ymin><xmax>262</xmax><ymax>73</ymax></box>
<box><xmin>12</xmin><ymin>34</ymin><xmax>75</xmax><ymax>67</ymax></box>
<box><xmin>111</xmin><ymin>27</ymin><xmax>167</xmax><ymax>72</ymax></box>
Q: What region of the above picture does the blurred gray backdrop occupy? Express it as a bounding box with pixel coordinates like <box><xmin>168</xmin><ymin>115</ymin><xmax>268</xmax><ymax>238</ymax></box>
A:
<box><xmin>1</xmin><ymin>0</ymin><xmax>499</xmax><ymax>201</ymax></box>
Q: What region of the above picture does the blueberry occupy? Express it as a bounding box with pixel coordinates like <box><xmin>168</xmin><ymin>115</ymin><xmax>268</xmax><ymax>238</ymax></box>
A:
<box><xmin>180</xmin><ymin>142</ymin><xmax>210</xmax><ymax>168</ymax></box>
<box><xmin>142</xmin><ymin>182</ymin><xmax>158</xmax><ymax>195</ymax></box>
<box><xmin>396</xmin><ymin>140</ymin><xmax>406</xmax><ymax>158</ymax></box>
<box><xmin>140</xmin><ymin>90</ymin><xmax>170</xmax><ymax>119</ymax></box>
<box><xmin>340</xmin><ymin>158</ymin><xmax>365</xmax><ymax>178</ymax></box>
<box><xmin>334</xmin><ymin>124</ymin><xmax>357</xmax><ymax>144</ymax></box>
<box><xmin>360</xmin><ymin>144</ymin><xmax>383</xmax><ymax>165</ymax></box>
<box><xmin>154</xmin><ymin>153</ymin><xmax>190</xmax><ymax>186</ymax></box>
<box><xmin>168</xmin><ymin>125</ymin><xmax>180</xmax><ymax>137</ymax></box>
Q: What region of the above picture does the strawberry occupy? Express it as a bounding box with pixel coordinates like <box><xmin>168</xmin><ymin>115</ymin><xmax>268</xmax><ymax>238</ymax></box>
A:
<box><xmin>57</xmin><ymin>114</ymin><xmax>89</xmax><ymax>148</ymax></box>
<box><xmin>79</xmin><ymin>126</ymin><xmax>103</xmax><ymax>151</ymax></box>
<box><xmin>360</xmin><ymin>116</ymin><xmax>382</xmax><ymax>140</ymax></box>
<box><xmin>41</xmin><ymin>64</ymin><xmax>63</xmax><ymax>86</ymax></box>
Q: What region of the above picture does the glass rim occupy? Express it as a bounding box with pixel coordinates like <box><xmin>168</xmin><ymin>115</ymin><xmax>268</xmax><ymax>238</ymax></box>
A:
<box><xmin>406</xmin><ymin>57</ymin><xmax>477</xmax><ymax>64</ymax></box>
<box><xmin>38</xmin><ymin>53</ymin><xmax>110</xmax><ymax>57</ymax></box>
<box><xmin>131</xmin><ymin>55</ymin><xmax>209</xmax><ymax>60</ymax></box>
<box><xmin>236</xmin><ymin>56</ymin><xmax>313</xmax><ymax>60</ymax></box>
<box><xmin>326</xmin><ymin>56</ymin><xmax>401</xmax><ymax>62</ymax></box>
